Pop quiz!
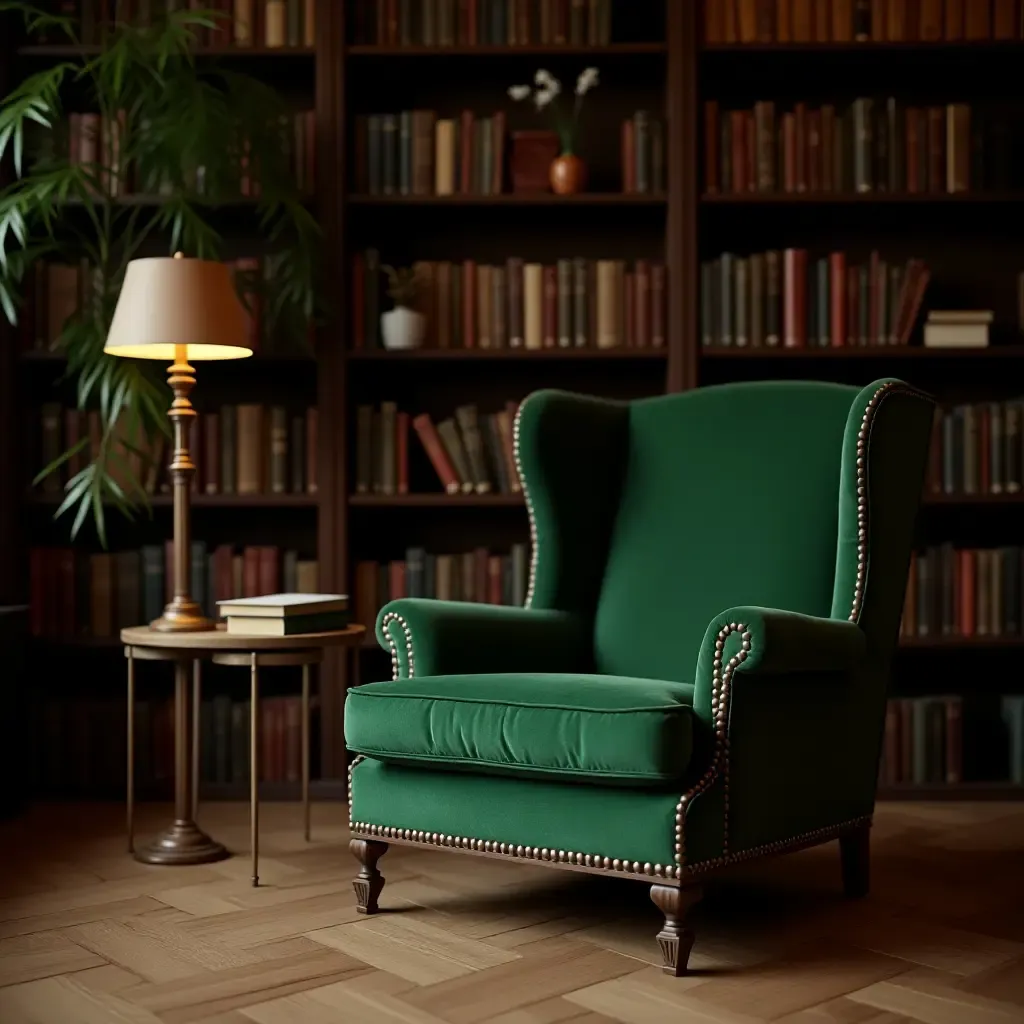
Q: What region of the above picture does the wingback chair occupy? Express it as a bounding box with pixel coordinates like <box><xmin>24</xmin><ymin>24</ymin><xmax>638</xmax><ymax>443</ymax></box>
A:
<box><xmin>345</xmin><ymin>378</ymin><xmax>934</xmax><ymax>975</ymax></box>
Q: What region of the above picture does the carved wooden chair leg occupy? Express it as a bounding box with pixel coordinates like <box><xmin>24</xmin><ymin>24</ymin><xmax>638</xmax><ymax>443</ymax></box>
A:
<box><xmin>650</xmin><ymin>884</ymin><xmax>703</xmax><ymax>976</ymax></box>
<box><xmin>839</xmin><ymin>824</ymin><xmax>870</xmax><ymax>899</ymax></box>
<box><xmin>350</xmin><ymin>839</ymin><xmax>389</xmax><ymax>914</ymax></box>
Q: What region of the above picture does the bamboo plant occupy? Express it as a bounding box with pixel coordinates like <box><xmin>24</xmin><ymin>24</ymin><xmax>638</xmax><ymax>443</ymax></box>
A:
<box><xmin>0</xmin><ymin>2</ymin><xmax>320</xmax><ymax>543</ymax></box>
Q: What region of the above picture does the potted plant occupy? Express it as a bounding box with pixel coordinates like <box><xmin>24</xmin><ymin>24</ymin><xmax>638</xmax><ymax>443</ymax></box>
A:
<box><xmin>508</xmin><ymin>67</ymin><xmax>599</xmax><ymax>195</ymax></box>
<box><xmin>0</xmin><ymin>3</ymin><xmax>319</xmax><ymax>542</ymax></box>
<box><xmin>380</xmin><ymin>264</ymin><xmax>425</xmax><ymax>350</ymax></box>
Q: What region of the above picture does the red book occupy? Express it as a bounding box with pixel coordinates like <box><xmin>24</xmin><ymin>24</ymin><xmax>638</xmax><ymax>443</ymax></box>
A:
<box><xmin>622</xmin><ymin>118</ymin><xmax>636</xmax><ymax>193</ymax></box>
<box><xmin>351</xmin><ymin>252</ymin><xmax>365</xmax><ymax>349</ymax></box>
<box><xmin>213</xmin><ymin>545</ymin><xmax>235</xmax><ymax>607</ymax></box>
<box><xmin>488</xmin><ymin>556</ymin><xmax>503</xmax><ymax>604</ymax></box>
<box><xmin>396</xmin><ymin>411</ymin><xmax>409</xmax><ymax>495</ymax></box>
<box><xmin>258</xmin><ymin>547</ymin><xmax>279</xmax><ymax>596</ymax></box>
<box><xmin>242</xmin><ymin>546</ymin><xmax>260</xmax><ymax>597</ymax></box>
<box><xmin>829</xmin><ymin>252</ymin><xmax>846</xmax><ymax>347</ymax></box>
<box><xmin>867</xmin><ymin>250</ymin><xmax>880</xmax><ymax>345</ymax></box>
<box><xmin>389</xmin><ymin>560</ymin><xmax>407</xmax><ymax>600</ymax></box>
<box><xmin>782</xmin><ymin>113</ymin><xmax>796</xmax><ymax>192</ymax></box>
<box><xmin>412</xmin><ymin>414</ymin><xmax>460</xmax><ymax>494</ymax></box>
<box><xmin>783</xmin><ymin>248</ymin><xmax>807</xmax><ymax>348</ymax></box>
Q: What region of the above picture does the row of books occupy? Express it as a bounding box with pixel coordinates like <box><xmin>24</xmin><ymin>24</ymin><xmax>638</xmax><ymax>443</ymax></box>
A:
<box><xmin>699</xmin><ymin>251</ymin><xmax>928</xmax><ymax>349</ymax></box>
<box><xmin>354</xmin><ymin>402</ymin><xmax>522</xmax><ymax>496</ymax></box>
<box><xmin>901</xmin><ymin>546</ymin><xmax>1023</xmax><ymax>640</ymax></box>
<box><xmin>57</xmin><ymin>110</ymin><xmax>316</xmax><ymax>199</ymax></box>
<box><xmin>35</xmin><ymin>693</ymin><xmax>316</xmax><ymax>798</ymax></box>
<box><xmin>703</xmin><ymin>0</ymin><xmax>1023</xmax><ymax>45</ymax></box>
<box><xmin>34</xmin><ymin>0</ymin><xmax>317</xmax><ymax>48</ymax></box>
<box><xmin>354</xmin><ymin>544</ymin><xmax>531</xmax><ymax>628</ymax></box>
<box><xmin>704</xmin><ymin>100</ymin><xmax>988</xmax><ymax>197</ymax></box>
<box><xmin>621</xmin><ymin>111</ymin><xmax>666</xmax><ymax>195</ymax></box>
<box><xmin>354</xmin><ymin>109</ymin><xmax>663</xmax><ymax>197</ymax></box>
<box><xmin>196</xmin><ymin>695</ymin><xmax>308</xmax><ymax>787</ymax></box>
<box><xmin>28</xmin><ymin>543</ymin><xmax>319</xmax><ymax>639</ymax></box>
<box><xmin>351</xmin><ymin>0</ymin><xmax>615</xmax><ymax>47</ymax></box>
<box><xmin>39</xmin><ymin>403</ymin><xmax>319</xmax><ymax>498</ymax></box>
<box><xmin>19</xmin><ymin>257</ymin><xmax>291</xmax><ymax>355</ymax></box>
<box><xmin>353</xmin><ymin>251</ymin><xmax>668</xmax><ymax>350</ymax></box>
<box><xmin>926</xmin><ymin>402</ymin><xmax>1024</xmax><ymax>496</ymax></box>
<box><xmin>880</xmin><ymin>696</ymin><xmax>963</xmax><ymax>785</ymax></box>
<box><xmin>879</xmin><ymin>695</ymin><xmax>1024</xmax><ymax>787</ymax></box>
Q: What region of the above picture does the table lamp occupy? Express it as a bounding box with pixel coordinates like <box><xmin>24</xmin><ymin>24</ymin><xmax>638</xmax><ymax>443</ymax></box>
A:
<box><xmin>105</xmin><ymin>253</ymin><xmax>252</xmax><ymax>632</ymax></box>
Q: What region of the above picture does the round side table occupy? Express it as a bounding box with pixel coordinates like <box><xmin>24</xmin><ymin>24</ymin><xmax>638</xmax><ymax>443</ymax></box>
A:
<box><xmin>121</xmin><ymin>624</ymin><xmax>366</xmax><ymax>885</ymax></box>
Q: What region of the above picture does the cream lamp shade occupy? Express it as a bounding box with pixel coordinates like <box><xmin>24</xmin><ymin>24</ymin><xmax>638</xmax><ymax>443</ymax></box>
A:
<box><xmin>104</xmin><ymin>254</ymin><xmax>253</xmax><ymax>361</ymax></box>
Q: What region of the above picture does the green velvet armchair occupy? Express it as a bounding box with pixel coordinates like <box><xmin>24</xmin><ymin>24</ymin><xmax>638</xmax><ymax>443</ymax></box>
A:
<box><xmin>345</xmin><ymin>378</ymin><xmax>934</xmax><ymax>975</ymax></box>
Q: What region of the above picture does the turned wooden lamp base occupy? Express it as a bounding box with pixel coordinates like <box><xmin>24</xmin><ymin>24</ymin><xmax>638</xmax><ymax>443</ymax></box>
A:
<box><xmin>150</xmin><ymin>599</ymin><xmax>215</xmax><ymax>634</ymax></box>
<box><xmin>134</xmin><ymin>819</ymin><xmax>229</xmax><ymax>865</ymax></box>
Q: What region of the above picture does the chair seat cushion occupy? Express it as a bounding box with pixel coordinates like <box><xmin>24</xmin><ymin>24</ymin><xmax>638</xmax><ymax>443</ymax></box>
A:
<box><xmin>345</xmin><ymin>673</ymin><xmax>695</xmax><ymax>785</ymax></box>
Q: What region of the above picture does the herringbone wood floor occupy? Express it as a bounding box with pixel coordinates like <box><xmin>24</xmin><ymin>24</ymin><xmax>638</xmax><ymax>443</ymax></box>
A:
<box><xmin>0</xmin><ymin>801</ymin><xmax>1022</xmax><ymax>1023</ymax></box>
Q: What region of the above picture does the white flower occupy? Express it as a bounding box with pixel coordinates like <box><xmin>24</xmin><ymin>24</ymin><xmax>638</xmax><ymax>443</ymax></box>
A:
<box><xmin>508</xmin><ymin>85</ymin><xmax>531</xmax><ymax>102</ymax></box>
<box><xmin>534</xmin><ymin>86</ymin><xmax>556</xmax><ymax>110</ymax></box>
<box><xmin>534</xmin><ymin>69</ymin><xmax>559</xmax><ymax>91</ymax></box>
<box><xmin>576</xmin><ymin>67</ymin><xmax>599</xmax><ymax>96</ymax></box>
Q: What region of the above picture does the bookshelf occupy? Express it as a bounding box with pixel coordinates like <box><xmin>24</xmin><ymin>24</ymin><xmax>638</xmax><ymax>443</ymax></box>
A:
<box><xmin>5</xmin><ymin>1</ymin><xmax>1024</xmax><ymax>804</ymax></box>
<box><xmin>695</xmin><ymin>0</ymin><xmax>1024</xmax><ymax>799</ymax></box>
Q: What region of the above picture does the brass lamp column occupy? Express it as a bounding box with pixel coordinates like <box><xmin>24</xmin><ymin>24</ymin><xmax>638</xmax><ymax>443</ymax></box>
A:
<box><xmin>106</xmin><ymin>254</ymin><xmax>252</xmax><ymax>866</ymax></box>
<box><xmin>105</xmin><ymin>253</ymin><xmax>253</xmax><ymax>631</ymax></box>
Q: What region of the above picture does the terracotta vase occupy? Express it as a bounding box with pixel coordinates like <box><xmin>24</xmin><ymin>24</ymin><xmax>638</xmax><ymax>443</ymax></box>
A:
<box><xmin>549</xmin><ymin>153</ymin><xmax>587</xmax><ymax>195</ymax></box>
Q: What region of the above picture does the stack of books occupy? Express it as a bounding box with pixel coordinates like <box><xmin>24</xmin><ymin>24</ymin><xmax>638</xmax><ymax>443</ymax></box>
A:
<box><xmin>218</xmin><ymin>594</ymin><xmax>349</xmax><ymax>636</ymax></box>
<box><xmin>923</xmin><ymin>310</ymin><xmax>992</xmax><ymax>349</ymax></box>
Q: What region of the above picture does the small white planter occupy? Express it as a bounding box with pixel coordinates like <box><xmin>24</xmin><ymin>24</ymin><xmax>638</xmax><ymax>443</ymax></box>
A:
<box><xmin>381</xmin><ymin>307</ymin><xmax>426</xmax><ymax>350</ymax></box>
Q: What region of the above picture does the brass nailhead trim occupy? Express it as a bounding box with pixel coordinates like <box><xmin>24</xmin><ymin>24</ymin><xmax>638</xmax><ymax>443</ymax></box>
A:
<box><xmin>848</xmin><ymin>381</ymin><xmax>924</xmax><ymax>623</ymax></box>
<box><xmin>380</xmin><ymin>611</ymin><xmax>415</xmax><ymax>680</ymax></box>
<box><xmin>511</xmin><ymin>397</ymin><xmax>539</xmax><ymax>608</ymax></box>
<box><xmin>673</xmin><ymin>622</ymin><xmax>750</xmax><ymax>865</ymax></box>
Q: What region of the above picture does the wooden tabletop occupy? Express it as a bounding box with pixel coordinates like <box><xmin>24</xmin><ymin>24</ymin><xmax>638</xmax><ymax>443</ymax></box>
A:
<box><xmin>121</xmin><ymin>623</ymin><xmax>366</xmax><ymax>651</ymax></box>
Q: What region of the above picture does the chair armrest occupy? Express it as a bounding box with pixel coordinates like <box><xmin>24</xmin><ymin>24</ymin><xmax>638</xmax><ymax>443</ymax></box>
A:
<box><xmin>376</xmin><ymin>599</ymin><xmax>590</xmax><ymax>679</ymax></box>
<box><xmin>695</xmin><ymin>606</ymin><xmax>867</xmax><ymax>693</ymax></box>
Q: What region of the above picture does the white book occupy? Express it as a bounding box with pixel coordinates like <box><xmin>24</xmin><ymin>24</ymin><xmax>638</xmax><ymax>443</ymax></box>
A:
<box><xmin>927</xmin><ymin>310</ymin><xmax>994</xmax><ymax>325</ymax></box>
<box><xmin>217</xmin><ymin>593</ymin><xmax>348</xmax><ymax>618</ymax></box>
<box><xmin>923</xmin><ymin>323</ymin><xmax>989</xmax><ymax>349</ymax></box>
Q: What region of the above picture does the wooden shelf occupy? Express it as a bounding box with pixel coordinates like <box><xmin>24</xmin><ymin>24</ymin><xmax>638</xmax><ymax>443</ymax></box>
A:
<box><xmin>349</xmin><ymin>493</ymin><xmax>524</xmax><ymax>508</ymax></box>
<box><xmin>17</xmin><ymin>45</ymin><xmax>315</xmax><ymax>58</ymax></box>
<box><xmin>897</xmin><ymin>636</ymin><xmax>1024</xmax><ymax>651</ymax></box>
<box><xmin>877</xmin><ymin>782</ymin><xmax>1024</xmax><ymax>801</ymax></box>
<box><xmin>702</xmin><ymin>191</ymin><xmax>1024</xmax><ymax>204</ymax></box>
<box><xmin>348</xmin><ymin>348</ymin><xmax>667</xmax><ymax>361</ymax></box>
<box><xmin>349</xmin><ymin>193</ymin><xmax>665</xmax><ymax>206</ymax></box>
<box><xmin>701</xmin><ymin>345</ymin><xmax>1024</xmax><ymax>359</ymax></box>
<box><xmin>346</xmin><ymin>43</ymin><xmax>666</xmax><ymax>57</ymax></box>
<box><xmin>28</xmin><ymin>493</ymin><xmax>318</xmax><ymax>509</ymax></box>
<box><xmin>703</xmin><ymin>41</ymin><xmax>1024</xmax><ymax>55</ymax></box>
